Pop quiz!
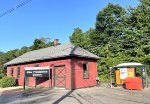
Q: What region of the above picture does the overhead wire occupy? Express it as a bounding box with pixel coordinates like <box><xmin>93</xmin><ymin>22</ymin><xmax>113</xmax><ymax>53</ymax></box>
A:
<box><xmin>0</xmin><ymin>0</ymin><xmax>32</xmax><ymax>18</ymax></box>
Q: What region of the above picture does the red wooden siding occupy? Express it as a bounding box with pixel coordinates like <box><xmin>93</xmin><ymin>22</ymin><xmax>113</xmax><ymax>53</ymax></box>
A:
<box><xmin>72</xmin><ymin>58</ymin><xmax>97</xmax><ymax>89</ymax></box>
<box><xmin>7</xmin><ymin>58</ymin><xmax>97</xmax><ymax>89</ymax></box>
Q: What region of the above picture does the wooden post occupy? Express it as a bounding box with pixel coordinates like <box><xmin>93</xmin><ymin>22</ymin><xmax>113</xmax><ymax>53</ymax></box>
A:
<box><xmin>34</xmin><ymin>77</ymin><xmax>36</xmax><ymax>88</ymax></box>
<box><xmin>23</xmin><ymin>77</ymin><xmax>25</xmax><ymax>90</ymax></box>
<box><xmin>23</xmin><ymin>69</ymin><xmax>25</xmax><ymax>90</ymax></box>
<box><xmin>145</xmin><ymin>67</ymin><xmax>148</xmax><ymax>88</ymax></box>
<box><xmin>142</xmin><ymin>67</ymin><xmax>144</xmax><ymax>89</ymax></box>
<box><xmin>49</xmin><ymin>69</ymin><xmax>50</xmax><ymax>88</ymax></box>
<box><xmin>51</xmin><ymin>69</ymin><xmax>52</xmax><ymax>88</ymax></box>
<box><xmin>109</xmin><ymin>67</ymin><xmax>112</xmax><ymax>88</ymax></box>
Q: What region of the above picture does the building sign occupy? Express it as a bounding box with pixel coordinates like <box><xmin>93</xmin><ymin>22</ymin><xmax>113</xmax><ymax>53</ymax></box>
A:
<box><xmin>25</xmin><ymin>67</ymin><xmax>50</xmax><ymax>77</ymax></box>
<box><xmin>119</xmin><ymin>68</ymin><xmax>128</xmax><ymax>79</ymax></box>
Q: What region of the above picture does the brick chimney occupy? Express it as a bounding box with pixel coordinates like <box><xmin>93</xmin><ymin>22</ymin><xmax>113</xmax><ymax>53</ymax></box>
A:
<box><xmin>53</xmin><ymin>39</ymin><xmax>59</xmax><ymax>46</ymax></box>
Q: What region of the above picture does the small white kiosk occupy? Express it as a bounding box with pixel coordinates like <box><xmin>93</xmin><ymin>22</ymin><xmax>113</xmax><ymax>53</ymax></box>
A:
<box><xmin>112</xmin><ymin>62</ymin><xmax>148</xmax><ymax>89</ymax></box>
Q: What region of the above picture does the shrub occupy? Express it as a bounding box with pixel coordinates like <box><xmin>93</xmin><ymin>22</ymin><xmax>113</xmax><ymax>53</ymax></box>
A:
<box><xmin>0</xmin><ymin>76</ymin><xmax>17</xmax><ymax>88</ymax></box>
<box><xmin>0</xmin><ymin>74</ymin><xmax>5</xmax><ymax>79</ymax></box>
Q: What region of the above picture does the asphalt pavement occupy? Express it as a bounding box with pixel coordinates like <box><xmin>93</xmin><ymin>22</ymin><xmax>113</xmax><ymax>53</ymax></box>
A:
<box><xmin>0</xmin><ymin>86</ymin><xmax>150</xmax><ymax>104</ymax></box>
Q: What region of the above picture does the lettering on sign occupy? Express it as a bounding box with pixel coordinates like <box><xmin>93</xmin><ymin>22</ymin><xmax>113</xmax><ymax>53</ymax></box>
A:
<box><xmin>25</xmin><ymin>69</ymin><xmax>50</xmax><ymax>77</ymax></box>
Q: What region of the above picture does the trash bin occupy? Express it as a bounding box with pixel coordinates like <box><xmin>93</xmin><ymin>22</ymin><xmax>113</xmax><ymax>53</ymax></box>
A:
<box><xmin>125</xmin><ymin>77</ymin><xmax>142</xmax><ymax>90</ymax></box>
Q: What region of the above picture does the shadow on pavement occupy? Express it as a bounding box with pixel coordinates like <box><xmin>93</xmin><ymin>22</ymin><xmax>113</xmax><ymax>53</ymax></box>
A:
<box><xmin>22</xmin><ymin>88</ymin><xmax>50</xmax><ymax>97</ymax></box>
<box><xmin>0</xmin><ymin>89</ymin><xmax>22</xmax><ymax>104</ymax></box>
<box><xmin>52</xmin><ymin>90</ymin><xmax>74</xmax><ymax>104</ymax></box>
<box><xmin>21</xmin><ymin>88</ymin><xmax>76</xmax><ymax>104</ymax></box>
<box><xmin>1</xmin><ymin>88</ymin><xmax>84</xmax><ymax>104</ymax></box>
<box><xmin>52</xmin><ymin>90</ymin><xmax>84</xmax><ymax>104</ymax></box>
<box><xmin>21</xmin><ymin>88</ymin><xmax>55</xmax><ymax>104</ymax></box>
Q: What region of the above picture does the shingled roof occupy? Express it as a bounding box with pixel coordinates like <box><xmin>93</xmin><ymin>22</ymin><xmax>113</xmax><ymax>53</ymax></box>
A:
<box><xmin>5</xmin><ymin>43</ymin><xmax>99</xmax><ymax>66</ymax></box>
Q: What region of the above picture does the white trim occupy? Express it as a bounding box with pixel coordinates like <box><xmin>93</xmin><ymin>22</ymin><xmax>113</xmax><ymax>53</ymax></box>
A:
<box><xmin>116</xmin><ymin>62</ymin><xmax>143</xmax><ymax>67</ymax></box>
<box><xmin>25</xmin><ymin>67</ymin><xmax>50</xmax><ymax>70</ymax></box>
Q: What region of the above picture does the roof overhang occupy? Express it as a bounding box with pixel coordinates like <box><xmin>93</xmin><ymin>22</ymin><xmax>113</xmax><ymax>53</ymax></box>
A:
<box><xmin>114</xmin><ymin>62</ymin><xmax>145</xmax><ymax>68</ymax></box>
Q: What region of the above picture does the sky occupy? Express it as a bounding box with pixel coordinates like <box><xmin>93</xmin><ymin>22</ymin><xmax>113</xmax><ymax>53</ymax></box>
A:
<box><xmin>0</xmin><ymin>0</ymin><xmax>139</xmax><ymax>52</ymax></box>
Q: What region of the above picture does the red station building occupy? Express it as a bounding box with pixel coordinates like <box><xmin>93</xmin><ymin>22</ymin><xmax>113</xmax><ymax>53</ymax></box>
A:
<box><xmin>5</xmin><ymin>42</ymin><xmax>99</xmax><ymax>90</ymax></box>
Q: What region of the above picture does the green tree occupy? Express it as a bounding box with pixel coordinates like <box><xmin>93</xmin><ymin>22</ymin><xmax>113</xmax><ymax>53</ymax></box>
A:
<box><xmin>0</xmin><ymin>37</ymin><xmax>55</xmax><ymax>78</ymax></box>
<box><xmin>32</xmin><ymin>37</ymin><xmax>53</xmax><ymax>50</ymax></box>
<box><xmin>69</xmin><ymin>2</ymin><xmax>150</xmax><ymax>81</ymax></box>
<box><xmin>95</xmin><ymin>3</ymin><xmax>126</xmax><ymax>45</ymax></box>
<box><xmin>127</xmin><ymin>0</ymin><xmax>150</xmax><ymax>46</ymax></box>
<box><xmin>92</xmin><ymin>3</ymin><xmax>127</xmax><ymax>58</ymax></box>
<box><xmin>70</xmin><ymin>27</ymin><xmax>92</xmax><ymax>50</ymax></box>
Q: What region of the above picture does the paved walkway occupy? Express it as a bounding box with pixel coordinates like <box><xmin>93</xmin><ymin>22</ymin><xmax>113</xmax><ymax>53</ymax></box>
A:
<box><xmin>0</xmin><ymin>86</ymin><xmax>23</xmax><ymax>92</ymax></box>
<box><xmin>0</xmin><ymin>86</ymin><xmax>22</xmax><ymax>96</ymax></box>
